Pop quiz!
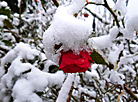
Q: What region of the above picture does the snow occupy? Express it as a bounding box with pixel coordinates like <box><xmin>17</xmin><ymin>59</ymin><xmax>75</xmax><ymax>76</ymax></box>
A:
<box><xmin>110</xmin><ymin>70</ymin><xmax>125</xmax><ymax>85</ymax></box>
<box><xmin>84</xmin><ymin>70</ymin><xmax>99</xmax><ymax>79</ymax></box>
<box><xmin>126</xmin><ymin>0</ymin><xmax>138</xmax><ymax>16</ymax></box>
<box><xmin>0</xmin><ymin>15</ymin><xmax>8</xmax><ymax>27</ymax></box>
<box><xmin>46</xmin><ymin>7</ymin><xmax>57</xmax><ymax>15</ymax></box>
<box><xmin>1</xmin><ymin>42</ymin><xmax>40</xmax><ymax>67</ymax></box>
<box><xmin>47</xmin><ymin>71</ymin><xmax>65</xmax><ymax>88</ymax></box>
<box><xmin>78</xmin><ymin>87</ymin><xmax>96</xmax><ymax>98</ymax></box>
<box><xmin>113</xmin><ymin>0</ymin><xmax>127</xmax><ymax>16</ymax></box>
<box><xmin>0</xmin><ymin>1</ymin><xmax>7</xmax><ymax>7</ymax></box>
<box><xmin>43</xmin><ymin>0</ymin><xmax>91</xmax><ymax>63</ymax></box>
<box><xmin>0</xmin><ymin>55</ymin><xmax>65</xmax><ymax>101</ymax></box>
<box><xmin>17</xmin><ymin>0</ymin><xmax>21</xmax><ymax>7</ymax></box>
<box><xmin>119</xmin><ymin>65</ymin><xmax>136</xmax><ymax>77</ymax></box>
<box><xmin>93</xmin><ymin>0</ymin><xmax>103</xmax><ymax>4</ymax></box>
<box><xmin>121</xmin><ymin>13</ymin><xmax>138</xmax><ymax>39</ymax></box>
<box><xmin>88</xmin><ymin>26</ymin><xmax>119</xmax><ymax>49</ymax></box>
<box><xmin>109</xmin><ymin>26</ymin><xmax>119</xmax><ymax>40</ymax></box>
<box><xmin>108</xmin><ymin>43</ymin><xmax>124</xmax><ymax>65</ymax></box>
<box><xmin>42</xmin><ymin>60</ymin><xmax>57</xmax><ymax>72</ymax></box>
<box><xmin>56</xmin><ymin>74</ymin><xmax>74</xmax><ymax>102</ymax></box>
<box><xmin>0</xmin><ymin>42</ymin><xmax>66</xmax><ymax>101</ymax></box>
<box><xmin>67</xmin><ymin>0</ymin><xmax>85</xmax><ymax>15</ymax></box>
<box><xmin>0</xmin><ymin>0</ymin><xmax>138</xmax><ymax>101</ymax></box>
<box><xmin>88</xmin><ymin>35</ymin><xmax>112</xmax><ymax>49</ymax></box>
<box><xmin>102</xmin><ymin>68</ymin><xmax>125</xmax><ymax>85</ymax></box>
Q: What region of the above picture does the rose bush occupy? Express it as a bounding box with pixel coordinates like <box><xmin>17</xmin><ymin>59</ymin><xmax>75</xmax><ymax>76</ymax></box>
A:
<box><xmin>59</xmin><ymin>50</ymin><xmax>94</xmax><ymax>73</ymax></box>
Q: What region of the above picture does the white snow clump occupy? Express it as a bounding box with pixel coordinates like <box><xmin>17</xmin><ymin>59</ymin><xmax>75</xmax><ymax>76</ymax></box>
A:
<box><xmin>121</xmin><ymin>13</ymin><xmax>138</xmax><ymax>39</ymax></box>
<box><xmin>88</xmin><ymin>26</ymin><xmax>119</xmax><ymax>49</ymax></box>
<box><xmin>43</xmin><ymin>0</ymin><xmax>91</xmax><ymax>63</ymax></box>
<box><xmin>113</xmin><ymin>0</ymin><xmax>127</xmax><ymax>16</ymax></box>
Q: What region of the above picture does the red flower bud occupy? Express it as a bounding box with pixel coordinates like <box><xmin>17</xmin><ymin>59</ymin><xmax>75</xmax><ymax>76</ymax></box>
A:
<box><xmin>84</xmin><ymin>13</ymin><xmax>89</xmax><ymax>17</ymax></box>
<box><xmin>34</xmin><ymin>0</ymin><xmax>37</xmax><ymax>2</ymax></box>
<box><xmin>59</xmin><ymin>50</ymin><xmax>94</xmax><ymax>73</ymax></box>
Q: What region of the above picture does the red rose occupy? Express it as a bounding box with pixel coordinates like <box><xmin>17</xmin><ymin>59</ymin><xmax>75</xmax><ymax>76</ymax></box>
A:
<box><xmin>59</xmin><ymin>50</ymin><xmax>94</xmax><ymax>73</ymax></box>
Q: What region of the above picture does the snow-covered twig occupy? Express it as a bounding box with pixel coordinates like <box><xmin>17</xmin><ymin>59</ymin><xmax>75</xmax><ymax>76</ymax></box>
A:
<box><xmin>56</xmin><ymin>74</ymin><xmax>74</xmax><ymax>102</ymax></box>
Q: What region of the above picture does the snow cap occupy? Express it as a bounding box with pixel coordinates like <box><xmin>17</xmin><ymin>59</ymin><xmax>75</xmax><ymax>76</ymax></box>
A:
<box><xmin>43</xmin><ymin>0</ymin><xmax>91</xmax><ymax>63</ymax></box>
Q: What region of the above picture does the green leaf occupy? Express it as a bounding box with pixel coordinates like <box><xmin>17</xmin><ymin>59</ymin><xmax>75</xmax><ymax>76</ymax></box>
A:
<box><xmin>36</xmin><ymin>91</ymin><xmax>43</xmax><ymax>96</ymax></box>
<box><xmin>118</xmin><ymin>11</ymin><xmax>121</xmax><ymax>16</ymax></box>
<box><xmin>49</xmin><ymin>65</ymin><xmax>59</xmax><ymax>73</ymax></box>
<box><xmin>2</xmin><ymin>40</ymin><xmax>12</xmax><ymax>46</ymax></box>
<box><xmin>90</xmin><ymin>49</ymin><xmax>108</xmax><ymax>65</ymax></box>
<box><xmin>3</xmin><ymin>19</ymin><xmax>14</xmax><ymax>29</ymax></box>
<box><xmin>0</xmin><ymin>8</ymin><xmax>11</xmax><ymax>18</ymax></box>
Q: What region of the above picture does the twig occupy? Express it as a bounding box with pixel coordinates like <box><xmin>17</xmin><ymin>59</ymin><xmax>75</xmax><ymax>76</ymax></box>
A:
<box><xmin>19</xmin><ymin>0</ymin><xmax>22</xmax><ymax>34</ymax></box>
<box><xmin>3</xmin><ymin>30</ymin><xmax>24</xmax><ymax>43</ymax></box>
<box><xmin>84</xmin><ymin>7</ymin><xmax>110</xmax><ymax>25</ymax></box>
<box><xmin>126</xmin><ymin>39</ymin><xmax>134</xmax><ymax>54</ymax></box>
<box><xmin>52</xmin><ymin>0</ymin><xmax>59</xmax><ymax>7</ymax></box>
<box><xmin>124</xmin><ymin>84</ymin><xmax>138</xmax><ymax>100</ymax></box>
<box><xmin>103</xmin><ymin>0</ymin><xmax>120</xmax><ymax>27</ymax></box>
<box><xmin>40</xmin><ymin>0</ymin><xmax>46</xmax><ymax>12</ymax></box>
<box><xmin>85</xmin><ymin>2</ymin><xmax>104</xmax><ymax>6</ymax></box>
<box><xmin>126</xmin><ymin>0</ymin><xmax>129</xmax><ymax>6</ymax></box>
<box><xmin>0</xmin><ymin>46</ymin><xmax>9</xmax><ymax>53</ymax></box>
<box><xmin>67</xmin><ymin>81</ymin><xmax>74</xmax><ymax>102</ymax></box>
<box><xmin>79</xmin><ymin>74</ymin><xmax>86</xmax><ymax>87</ymax></box>
<box><xmin>86</xmin><ymin>0</ymin><xmax>120</xmax><ymax>27</ymax></box>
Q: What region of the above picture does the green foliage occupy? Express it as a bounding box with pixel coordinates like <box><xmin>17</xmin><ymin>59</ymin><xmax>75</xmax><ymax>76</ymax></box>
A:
<box><xmin>0</xmin><ymin>7</ymin><xmax>10</xmax><ymax>18</ymax></box>
<box><xmin>2</xmin><ymin>40</ymin><xmax>12</xmax><ymax>46</ymax></box>
<box><xmin>3</xmin><ymin>19</ymin><xmax>14</xmax><ymax>29</ymax></box>
<box><xmin>49</xmin><ymin>65</ymin><xmax>59</xmax><ymax>73</ymax></box>
<box><xmin>90</xmin><ymin>50</ymin><xmax>108</xmax><ymax>65</ymax></box>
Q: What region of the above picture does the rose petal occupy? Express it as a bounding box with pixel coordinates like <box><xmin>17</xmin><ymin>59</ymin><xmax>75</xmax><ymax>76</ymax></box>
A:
<box><xmin>59</xmin><ymin>61</ymin><xmax>66</xmax><ymax>69</ymax></box>
<box><xmin>59</xmin><ymin>50</ymin><xmax>93</xmax><ymax>73</ymax></box>
<box><xmin>62</xmin><ymin>53</ymin><xmax>74</xmax><ymax>65</ymax></box>
<box><xmin>61</xmin><ymin>65</ymin><xmax>81</xmax><ymax>73</ymax></box>
<box><xmin>77</xmin><ymin>62</ymin><xmax>90</xmax><ymax>68</ymax></box>
<box><xmin>74</xmin><ymin>58</ymin><xmax>87</xmax><ymax>65</ymax></box>
<box><xmin>81</xmin><ymin>51</ymin><xmax>88</xmax><ymax>58</ymax></box>
<box><xmin>68</xmin><ymin>51</ymin><xmax>81</xmax><ymax>59</ymax></box>
<box><xmin>78</xmin><ymin>67</ymin><xmax>88</xmax><ymax>73</ymax></box>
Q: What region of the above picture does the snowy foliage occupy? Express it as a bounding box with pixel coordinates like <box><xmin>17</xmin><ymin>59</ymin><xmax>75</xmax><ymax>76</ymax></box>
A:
<box><xmin>0</xmin><ymin>0</ymin><xmax>138</xmax><ymax>102</ymax></box>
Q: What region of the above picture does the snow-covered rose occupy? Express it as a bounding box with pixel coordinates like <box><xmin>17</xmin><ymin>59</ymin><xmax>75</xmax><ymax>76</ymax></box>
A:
<box><xmin>59</xmin><ymin>50</ymin><xmax>94</xmax><ymax>73</ymax></box>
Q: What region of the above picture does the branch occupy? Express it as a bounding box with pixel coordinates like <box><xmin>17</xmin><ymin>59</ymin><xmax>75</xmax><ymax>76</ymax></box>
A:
<box><xmin>3</xmin><ymin>30</ymin><xmax>24</xmax><ymax>43</ymax></box>
<box><xmin>103</xmin><ymin>0</ymin><xmax>120</xmax><ymax>27</ymax></box>
<box><xmin>0</xmin><ymin>46</ymin><xmax>9</xmax><ymax>53</ymax></box>
<box><xmin>85</xmin><ymin>2</ymin><xmax>104</xmax><ymax>6</ymax></box>
<box><xmin>40</xmin><ymin>0</ymin><xmax>46</xmax><ymax>12</ymax></box>
<box><xmin>19</xmin><ymin>0</ymin><xmax>22</xmax><ymax>34</ymax></box>
<box><xmin>84</xmin><ymin>7</ymin><xmax>110</xmax><ymax>25</ymax></box>
<box><xmin>52</xmin><ymin>0</ymin><xmax>59</xmax><ymax>7</ymax></box>
<box><xmin>67</xmin><ymin>81</ymin><xmax>74</xmax><ymax>102</ymax></box>
<box><xmin>124</xmin><ymin>84</ymin><xmax>138</xmax><ymax>101</ymax></box>
<box><xmin>86</xmin><ymin>0</ymin><xmax>120</xmax><ymax>27</ymax></box>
